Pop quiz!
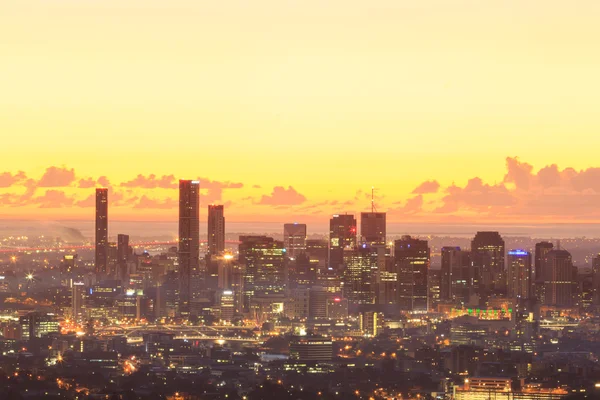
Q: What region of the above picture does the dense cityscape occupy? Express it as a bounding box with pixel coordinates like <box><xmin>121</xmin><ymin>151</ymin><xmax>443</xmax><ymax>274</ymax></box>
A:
<box><xmin>1</xmin><ymin>183</ymin><xmax>600</xmax><ymax>399</ymax></box>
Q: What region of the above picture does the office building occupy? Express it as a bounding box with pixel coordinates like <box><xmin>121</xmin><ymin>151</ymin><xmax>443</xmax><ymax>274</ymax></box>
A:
<box><xmin>360</xmin><ymin>212</ymin><xmax>386</xmax><ymax>246</ymax></box>
<box><xmin>507</xmin><ymin>249</ymin><xmax>533</xmax><ymax>300</ymax></box>
<box><xmin>329</xmin><ymin>214</ymin><xmax>357</xmax><ymax>270</ymax></box>
<box><xmin>207</xmin><ymin>205</ymin><xmax>225</xmax><ymax>256</ymax></box>
<box><xmin>283</xmin><ymin>223</ymin><xmax>307</xmax><ymax>259</ymax></box>
<box><xmin>117</xmin><ymin>234</ymin><xmax>130</xmax><ymax>283</ymax></box>
<box><xmin>359</xmin><ymin>310</ymin><xmax>380</xmax><ymax>336</ymax></box>
<box><xmin>19</xmin><ymin>312</ymin><xmax>60</xmax><ymax>341</ymax></box>
<box><xmin>471</xmin><ymin>231</ymin><xmax>505</xmax><ymax>296</ymax></box>
<box><xmin>178</xmin><ymin>179</ymin><xmax>200</xmax><ymax>315</ymax></box>
<box><xmin>343</xmin><ymin>245</ymin><xmax>378</xmax><ymax>305</ymax></box>
<box><xmin>542</xmin><ymin>249</ymin><xmax>575</xmax><ymax>308</ymax></box>
<box><xmin>441</xmin><ymin>247</ymin><xmax>477</xmax><ymax>305</ymax></box>
<box><xmin>72</xmin><ymin>281</ymin><xmax>85</xmax><ymax>322</ymax></box>
<box><xmin>535</xmin><ymin>241</ymin><xmax>554</xmax><ymax>301</ymax></box>
<box><xmin>95</xmin><ymin>188</ymin><xmax>108</xmax><ymax>275</ymax></box>
<box><xmin>238</xmin><ymin>235</ymin><xmax>286</xmax><ymax>312</ymax></box>
<box><xmin>396</xmin><ymin>236</ymin><xmax>430</xmax><ymax>311</ymax></box>
<box><xmin>289</xmin><ymin>335</ymin><xmax>333</xmax><ymax>361</ymax></box>
<box><xmin>306</xmin><ymin>239</ymin><xmax>328</xmax><ymax>269</ymax></box>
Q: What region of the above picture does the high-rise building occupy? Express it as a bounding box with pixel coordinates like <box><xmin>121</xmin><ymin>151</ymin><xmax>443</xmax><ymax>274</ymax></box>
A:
<box><xmin>329</xmin><ymin>214</ymin><xmax>357</xmax><ymax>270</ymax></box>
<box><xmin>207</xmin><ymin>205</ymin><xmax>225</xmax><ymax>256</ymax></box>
<box><xmin>592</xmin><ymin>254</ymin><xmax>600</xmax><ymax>306</ymax></box>
<box><xmin>283</xmin><ymin>223</ymin><xmax>307</xmax><ymax>259</ymax></box>
<box><xmin>360</xmin><ymin>212</ymin><xmax>386</xmax><ymax>246</ymax></box>
<box><xmin>95</xmin><ymin>188</ymin><xmax>108</xmax><ymax>275</ymax></box>
<box><xmin>507</xmin><ymin>250</ymin><xmax>533</xmax><ymax>300</ymax></box>
<box><xmin>395</xmin><ymin>236</ymin><xmax>430</xmax><ymax>311</ymax></box>
<box><xmin>542</xmin><ymin>249</ymin><xmax>575</xmax><ymax>308</ymax></box>
<box><xmin>238</xmin><ymin>236</ymin><xmax>286</xmax><ymax>312</ymax></box>
<box><xmin>178</xmin><ymin>180</ymin><xmax>200</xmax><ymax>315</ymax></box>
<box><xmin>440</xmin><ymin>247</ymin><xmax>477</xmax><ymax>307</ymax></box>
<box><xmin>72</xmin><ymin>281</ymin><xmax>85</xmax><ymax>322</ymax></box>
<box><xmin>534</xmin><ymin>241</ymin><xmax>554</xmax><ymax>301</ymax></box>
<box><xmin>306</xmin><ymin>239</ymin><xmax>328</xmax><ymax>270</ymax></box>
<box><xmin>117</xmin><ymin>234</ymin><xmax>130</xmax><ymax>283</ymax></box>
<box><xmin>343</xmin><ymin>245</ymin><xmax>378</xmax><ymax>305</ymax></box>
<box><xmin>471</xmin><ymin>231</ymin><xmax>505</xmax><ymax>296</ymax></box>
<box><xmin>535</xmin><ymin>242</ymin><xmax>554</xmax><ymax>281</ymax></box>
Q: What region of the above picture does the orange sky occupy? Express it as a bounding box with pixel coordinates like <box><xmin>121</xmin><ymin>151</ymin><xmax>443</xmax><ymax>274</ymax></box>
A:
<box><xmin>1</xmin><ymin>1</ymin><xmax>600</xmax><ymax>223</ymax></box>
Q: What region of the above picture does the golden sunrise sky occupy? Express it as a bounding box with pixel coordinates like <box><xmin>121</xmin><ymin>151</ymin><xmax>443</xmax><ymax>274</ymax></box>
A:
<box><xmin>1</xmin><ymin>0</ymin><xmax>600</xmax><ymax>223</ymax></box>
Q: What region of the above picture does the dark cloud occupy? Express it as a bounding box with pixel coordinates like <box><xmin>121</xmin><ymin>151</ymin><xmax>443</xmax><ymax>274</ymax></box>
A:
<box><xmin>259</xmin><ymin>186</ymin><xmax>306</xmax><ymax>206</ymax></box>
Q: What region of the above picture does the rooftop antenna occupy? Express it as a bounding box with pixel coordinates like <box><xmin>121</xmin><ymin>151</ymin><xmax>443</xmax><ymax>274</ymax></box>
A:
<box><xmin>371</xmin><ymin>186</ymin><xmax>377</xmax><ymax>213</ymax></box>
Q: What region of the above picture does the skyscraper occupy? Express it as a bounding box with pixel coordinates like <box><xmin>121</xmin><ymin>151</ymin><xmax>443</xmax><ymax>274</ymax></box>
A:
<box><xmin>360</xmin><ymin>212</ymin><xmax>386</xmax><ymax>246</ymax></box>
<box><xmin>395</xmin><ymin>236</ymin><xmax>430</xmax><ymax>311</ymax></box>
<box><xmin>534</xmin><ymin>241</ymin><xmax>554</xmax><ymax>301</ymax></box>
<box><xmin>507</xmin><ymin>250</ymin><xmax>533</xmax><ymax>300</ymax></box>
<box><xmin>471</xmin><ymin>231</ymin><xmax>505</xmax><ymax>296</ymax></box>
<box><xmin>283</xmin><ymin>223</ymin><xmax>307</xmax><ymax>259</ymax></box>
<box><xmin>441</xmin><ymin>247</ymin><xmax>477</xmax><ymax>306</ymax></box>
<box><xmin>329</xmin><ymin>214</ymin><xmax>357</xmax><ymax>270</ymax></box>
<box><xmin>72</xmin><ymin>281</ymin><xmax>85</xmax><ymax>322</ymax></box>
<box><xmin>207</xmin><ymin>205</ymin><xmax>225</xmax><ymax>256</ymax></box>
<box><xmin>343</xmin><ymin>245</ymin><xmax>378</xmax><ymax>305</ymax></box>
<box><xmin>542</xmin><ymin>249</ymin><xmax>575</xmax><ymax>308</ymax></box>
<box><xmin>95</xmin><ymin>188</ymin><xmax>108</xmax><ymax>275</ymax></box>
<box><xmin>535</xmin><ymin>241</ymin><xmax>554</xmax><ymax>281</ymax></box>
<box><xmin>238</xmin><ymin>236</ymin><xmax>286</xmax><ymax>312</ymax></box>
<box><xmin>117</xmin><ymin>234</ymin><xmax>130</xmax><ymax>283</ymax></box>
<box><xmin>178</xmin><ymin>180</ymin><xmax>200</xmax><ymax>315</ymax></box>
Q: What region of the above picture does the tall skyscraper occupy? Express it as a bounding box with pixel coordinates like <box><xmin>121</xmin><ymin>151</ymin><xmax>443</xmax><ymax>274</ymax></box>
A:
<box><xmin>542</xmin><ymin>249</ymin><xmax>575</xmax><ymax>307</ymax></box>
<box><xmin>360</xmin><ymin>212</ymin><xmax>386</xmax><ymax>246</ymax></box>
<box><xmin>207</xmin><ymin>205</ymin><xmax>225</xmax><ymax>256</ymax></box>
<box><xmin>535</xmin><ymin>242</ymin><xmax>554</xmax><ymax>280</ymax></box>
<box><xmin>329</xmin><ymin>214</ymin><xmax>357</xmax><ymax>270</ymax></box>
<box><xmin>283</xmin><ymin>223</ymin><xmax>307</xmax><ymax>259</ymax></box>
<box><xmin>238</xmin><ymin>236</ymin><xmax>286</xmax><ymax>312</ymax></box>
<box><xmin>343</xmin><ymin>245</ymin><xmax>378</xmax><ymax>305</ymax></box>
<box><xmin>395</xmin><ymin>236</ymin><xmax>430</xmax><ymax>311</ymax></box>
<box><xmin>441</xmin><ymin>247</ymin><xmax>477</xmax><ymax>306</ymax></box>
<box><xmin>95</xmin><ymin>188</ymin><xmax>108</xmax><ymax>275</ymax></box>
<box><xmin>71</xmin><ymin>281</ymin><xmax>85</xmax><ymax>322</ymax></box>
<box><xmin>507</xmin><ymin>250</ymin><xmax>533</xmax><ymax>300</ymax></box>
<box><xmin>178</xmin><ymin>180</ymin><xmax>200</xmax><ymax>315</ymax></box>
<box><xmin>471</xmin><ymin>231</ymin><xmax>505</xmax><ymax>296</ymax></box>
<box><xmin>117</xmin><ymin>234</ymin><xmax>130</xmax><ymax>283</ymax></box>
<box><xmin>592</xmin><ymin>254</ymin><xmax>600</xmax><ymax>306</ymax></box>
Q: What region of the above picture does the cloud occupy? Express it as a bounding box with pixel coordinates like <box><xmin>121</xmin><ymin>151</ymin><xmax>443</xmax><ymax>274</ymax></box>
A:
<box><xmin>252</xmin><ymin>185</ymin><xmax>262</xmax><ymax>189</ymax></box>
<box><xmin>259</xmin><ymin>186</ymin><xmax>306</xmax><ymax>206</ymax></box>
<box><xmin>121</xmin><ymin>174</ymin><xmax>178</xmax><ymax>189</ymax></box>
<box><xmin>412</xmin><ymin>180</ymin><xmax>440</xmax><ymax>194</ymax></box>
<box><xmin>432</xmin><ymin>157</ymin><xmax>600</xmax><ymax>219</ymax></box>
<box><xmin>78</xmin><ymin>178</ymin><xmax>97</xmax><ymax>188</ymax></box>
<box><xmin>389</xmin><ymin>195</ymin><xmax>423</xmax><ymax>215</ymax></box>
<box><xmin>37</xmin><ymin>166</ymin><xmax>76</xmax><ymax>187</ymax></box>
<box><xmin>97</xmin><ymin>176</ymin><xmax>111</xmax><ymax>187</ymax></box>
<box><xmin>133</xmin><ymin>195</ymin><xmax>177</xmax><ymax>209</ymax></box>
<box><xmin>0</xmin><ymin>171</ymin><xmax>27</xmax><ymax>188</ymax></box>
<box><xmin>33</xmin><ymin>190</ymin><xmax>75</xmax><ymax>208</ymax></box>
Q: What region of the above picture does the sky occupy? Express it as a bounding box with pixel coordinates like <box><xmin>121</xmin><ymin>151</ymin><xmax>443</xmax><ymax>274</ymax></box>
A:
<box><xmin>1</xmin><ymin>0</ymin><xmax>600</xmax><ymax>225</ymax></box>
